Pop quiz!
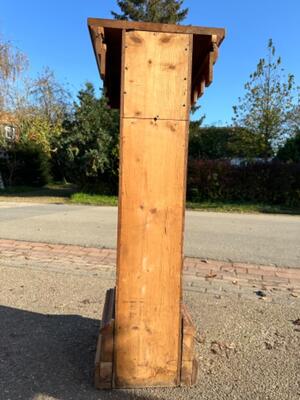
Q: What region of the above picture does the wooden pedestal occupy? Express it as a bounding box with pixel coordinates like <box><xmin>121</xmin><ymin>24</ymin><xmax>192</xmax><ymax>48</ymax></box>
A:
<box><xmin>95</xmin><ymin>289</ymin><xmax>198</xmax><ymax>389</ymax></box>
<box><xmin>88</xmin><ymin>17</ymin><xmax>225</xmax><ymax>390</ymax></box>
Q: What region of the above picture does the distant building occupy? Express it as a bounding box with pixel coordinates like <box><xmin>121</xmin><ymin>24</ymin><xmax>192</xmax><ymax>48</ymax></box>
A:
<box><xmin>0</xmin><ymin>112</ymin><xmax>17</xmax><ymax>142</ymax></box>
<box><xmin>0</xmin><ymin>113</ymin><xmax>17</xmax><ymax>188</ymax></box>
<box><xmin>229</xmin><ymin>157</ymin><xmax>273</xmax><ymax>166</ymax></box>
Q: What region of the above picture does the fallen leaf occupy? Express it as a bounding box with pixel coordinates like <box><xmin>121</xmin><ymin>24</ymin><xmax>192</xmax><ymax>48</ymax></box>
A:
<box><xmin>210</xmin><ymin>341</ymin><xmax>236</xmax><ymax>358</ymax></box>
<box><xmin>205</xmin><ymin>273</ymin><xmax>217</xmax><ymax>279</ymax></box>
<box><xmin>265</xmin><ymin>342</ymin><xmax>273</xmax><ymax>350</ymax></box>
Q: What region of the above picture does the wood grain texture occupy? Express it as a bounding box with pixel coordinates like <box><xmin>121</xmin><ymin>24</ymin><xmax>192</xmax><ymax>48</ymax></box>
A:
<box><xmin>88</xmin><ymin>18</ymin><xmax>225</xmax><ymax>44</ymax></box>
<box><xmin>95</xmin><ymin>288</ymin><xmax>115</xmax><ymax>389</ymax></box>
<box><xmin>89</xmin><ymin>26</ymin><xmax>107</xmax><ymax>80</ymax></box>
<box><xmin>114</xmin><ymin>30</ymin><xmax>192</xmax><ymax>388</ymax></box>
<box><xmin>180</xmin><ymin>304</ymin><xmax>198</xmax><ymax>386</ymax></box>
<box><xmin>115</xmin><ymin>117</ymin><xmax>189</xmax><ymax>387</ymax></box>
<box><xmin>123</xmin><ymin>30</ymin><xmax>191</xmax><ymax>121</ymax></box>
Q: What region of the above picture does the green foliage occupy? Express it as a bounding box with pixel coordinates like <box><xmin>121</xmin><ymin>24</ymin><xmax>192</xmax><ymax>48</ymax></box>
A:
<box><xmin>189</xmin><ymin>124</ymin><xmax>267</xmax><ymax>159</ymax></box>
<box><xmin>233</xmin><ymin>39</ymin><xmax>297</xmax><ymax>157</ymax></box>
<box><xmin>0</xmin><ymin>141</ymin><xmax>50</xmax><ymax>187</ymax></box>
<box><xmin>188</xmin><ymin>160</ymin><xmax>300</xmax><ymax>207</ymax></box>
<box><xmin>70</xmin><ymin>192</ymin><xmax>118</xmax><ymax>206</ymax></box>
<box><xmin>189</xmin><ymin>125</ymin><xmax>232</xmax><ymax>159</ymax></box>
<box><xmin>17</xmin><ymin>68</ymin><xmax>71</xmax><ymax>156</ymax></box>
<box><xmin>277</xmin><ymin>133</ymin><xmax>300</xmax><ymax>162</ymax></box>
<box><xmin>226</xmin><ymin>127</ymin><xmax>268</xmax><ymax>159</ymax></box>
<box><xmin>54</xmin><ymin>83</ymin><xmax>119</xmax><ymax>193</ymax></box>
<box><xmin>112</xmin><ymin>0</ymin><xmax>188</xmax><ymax>23</ymax></box>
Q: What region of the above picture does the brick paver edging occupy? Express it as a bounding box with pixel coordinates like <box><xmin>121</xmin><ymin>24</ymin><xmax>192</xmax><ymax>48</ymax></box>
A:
<box><xmin>0</xmin><ymin>239</ymin><xmax>299</xmax><ymax>293</ymax></box>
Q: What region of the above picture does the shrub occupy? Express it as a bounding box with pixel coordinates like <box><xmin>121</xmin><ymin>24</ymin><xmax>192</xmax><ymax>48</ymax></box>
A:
<box><xmin>0</xmin><ymin>142</ymin><xmax>50</xmax><ymax>187</ymax></box>
<box><xmin>277</xmin><ymin>133</ymin><xmax>300</xmax><ymax>163</ymax></box>
<box><xmin>187</xmin><ymin>159</ymin><xmax>300</xmax><ymax>207</ymax></box>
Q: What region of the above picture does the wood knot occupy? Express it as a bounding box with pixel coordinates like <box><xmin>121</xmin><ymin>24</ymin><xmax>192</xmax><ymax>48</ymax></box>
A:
<box><xmin>168</xmin><ymin>123</ymin><xmax>176</xmax><ymax>132</ymax></box>
<box><xmin>130</xmin><ymin>34</ymin><xmax>143</xmax><ymax>44</ymax></box>
<box><xmin>160</xmin><ymin>35</ymin><xmax>171</xmax><ymax>43</ymax></box>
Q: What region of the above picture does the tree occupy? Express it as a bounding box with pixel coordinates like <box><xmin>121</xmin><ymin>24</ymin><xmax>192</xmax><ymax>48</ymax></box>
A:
<box><xmin>227</xmin><ymin>127</ymin><xmax>267</xmax><ymax>159</ymax></box>
<box><xmin>0</xmin><ymin>36</ymin><xmax>72</xmax><ymax>186</ymax></box>
<box><xmin>55</xmin><ymin>83</ymin><xmax>119</xmax><ymax>191</ymax></box>
<box><xmin>286</xmin><ymin>93</ymin><xmax>300</xmax><ymax>136</ymax></box>
<box><xmin>277</xmin><ymin>133</ymin><xmax>300</xmax><ymax>163</ymax></box>
<box><xmin>233</xmin><ymin>39</ymin><xmax>297</xmax><ymax>157</ymax></box>
<box><xmin>29</xmin><ymin>68</ymin><xmax>71</xmax><ymax>126</ymax></box>
<box><xmin>18</xmin><ymin>68</ymin><xmax>71</xmax><ymax>156</ymax></box>
<box><xmin>0</xmin><ymin>36</ymin><xmax>28</xmax><ymax>114</ymax></box>
<box><xmin>189</xmin><ymin>125</ymin><xmax>231</xmax><ymax>160</ymax></box>
<box><xmin>112</xmin><ymin>0</ymin><xmax>188</xmax><ymax>23</ymax></box>
<box><xmin>188</xmin><ymin>124</ymin><xmax>265</xmax><ymax>160</ymax></box>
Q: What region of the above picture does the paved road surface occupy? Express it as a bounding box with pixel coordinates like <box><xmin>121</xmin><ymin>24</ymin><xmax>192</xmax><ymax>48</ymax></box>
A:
<box><xmin>0</xmin><ymin>202</ymin><xmax>299</xmax><ymax>268</ymax></box>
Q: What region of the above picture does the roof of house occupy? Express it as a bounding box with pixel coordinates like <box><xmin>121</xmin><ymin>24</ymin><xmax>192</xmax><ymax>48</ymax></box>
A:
<box><xmin>0</xmin><ymin>112</ymin><xmax>17</xmax><ymax>126</ymax></box>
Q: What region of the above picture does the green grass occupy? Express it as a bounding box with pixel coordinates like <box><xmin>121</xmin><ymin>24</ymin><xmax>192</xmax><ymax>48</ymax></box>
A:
<box><xmin>70</xmin><ymin>192</ymin><xmax>118</xmax><ymax>206</ymax></box>
<box><xmin>186</xmin><ymin>200</ymin><xmax>300</xmax><ymax>215</ymax></box>
<box><xmin>70</xmin><ymin>193</ymin><xmax>299</xmax><ymax>214</ymax></box>
<box><xmin>1</xmin><ymin>185</ymin><xmax>299</xmax><ymax>214</ymax></box>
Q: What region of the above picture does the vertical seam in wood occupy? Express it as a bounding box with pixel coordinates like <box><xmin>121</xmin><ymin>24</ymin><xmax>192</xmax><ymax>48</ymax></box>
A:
<box><xmin>114</xmin><ymin>28</ymin><xmax>126</xmax><ymax>387</ymax></box>
<box><xmin>186</xmin><ymin>34</ymin><xmax>193</xmax><ymax>120</ymax></box>
<box><xmin>177</xmin><ymin>33</ymin><xmax>193</xmax><ymax>384</ymax></box>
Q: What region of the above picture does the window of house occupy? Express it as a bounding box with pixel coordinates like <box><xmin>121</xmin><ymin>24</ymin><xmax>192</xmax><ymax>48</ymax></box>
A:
<box><xmin>4</xmin><ymin>125</ymin><xmax>16</xmax><ymax>141</ymax></box>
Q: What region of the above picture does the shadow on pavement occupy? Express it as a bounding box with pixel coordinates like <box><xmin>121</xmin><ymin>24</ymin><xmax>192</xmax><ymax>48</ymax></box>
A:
<box><xmin>0</xmin><ymin>306</ymin><xmax>158</xmax><ymax>400</ymax></box>
<box><xmin>0</xmin><ymin>185</ymin><xmax>76</xmax><ymax>199</ymax></box>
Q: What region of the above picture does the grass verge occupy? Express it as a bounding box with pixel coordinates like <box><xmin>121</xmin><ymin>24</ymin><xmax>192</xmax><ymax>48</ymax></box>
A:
<box><xmin>186</xmin><ymin>201</ymin><xmax>300</xmax><ymax>215</ymax></box>
<box><xmin>1</xmin><ymin>186</ymin><xmax>299</xmax><ymax>215</ymax></box>
<box><xmin>69</xmin><ymin>192</ymin><xmax>118</xmax><ymax>206</ymax></box>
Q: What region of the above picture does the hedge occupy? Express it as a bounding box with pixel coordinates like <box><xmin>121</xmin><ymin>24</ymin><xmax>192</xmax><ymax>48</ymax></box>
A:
<box><xmin>187</xmin><ymin>159</ymin><xmax>300</xmax><ymax>207</ymax></box>
<box><xmin>0</xmin><ymin>143</ymin><xmax>50</xmax><ymax>187</ymax></box>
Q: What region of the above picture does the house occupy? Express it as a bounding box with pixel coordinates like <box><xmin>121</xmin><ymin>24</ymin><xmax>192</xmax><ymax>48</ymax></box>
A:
<box><xmin>0</xmin><ymin>112</ymin><xmax>18</xmax><ymax>188</ymax></box>
<box><xmin>0</xmin><ymin>112</ymin><xmax>17</xmax><ymax>142</ymax></box>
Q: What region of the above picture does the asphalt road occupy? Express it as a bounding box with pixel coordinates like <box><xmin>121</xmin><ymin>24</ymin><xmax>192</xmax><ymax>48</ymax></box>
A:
<box><xmin>0</xmin><ymin>202</ymin><xmax>299</xmax><ymax>268</ymax></box>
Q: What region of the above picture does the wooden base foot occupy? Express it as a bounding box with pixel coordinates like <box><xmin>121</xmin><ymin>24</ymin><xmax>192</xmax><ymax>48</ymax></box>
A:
<box><xmin>94</xmin><ymin>291</ymin><xmax>198</xmax><ymax>389</ymax></box>
<box><xmin>180</xmin><ymin>304</ymin><xmax>198</xmax><ymax>386</ymax></box>
<box><xmin>94</xmin><ymin>288</ymin><xmax>115</xmax><ymax>389</ymax></box>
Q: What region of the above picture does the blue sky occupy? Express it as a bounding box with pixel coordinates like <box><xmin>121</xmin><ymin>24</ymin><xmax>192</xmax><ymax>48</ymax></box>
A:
<box><xmin>1</xmin><ymin>0</ymin><xmax>299</xmax><ymax>125</ymax></box>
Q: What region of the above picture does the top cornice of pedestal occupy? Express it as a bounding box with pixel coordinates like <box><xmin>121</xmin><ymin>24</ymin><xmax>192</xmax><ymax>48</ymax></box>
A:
<box><xmin>88</xmin><ymin>18</ymin><xmax>226</xmax><ymax>108</ymax></box>
<box><xmin>88</xmin><ymin>18</ymin><xmax>225</xmax><ymax>45</ymax></box>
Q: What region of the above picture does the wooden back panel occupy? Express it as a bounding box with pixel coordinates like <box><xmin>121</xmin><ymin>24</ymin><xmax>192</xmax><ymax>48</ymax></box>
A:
<box><xmin>122</xmin><ymin>30</ymin><xmax>191</xmax><ymax>121</ymax></box>
<box><xmin>115</xmin><ymin>30</ymin><xmax>192</xmax><ymax>388</ymax></box>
